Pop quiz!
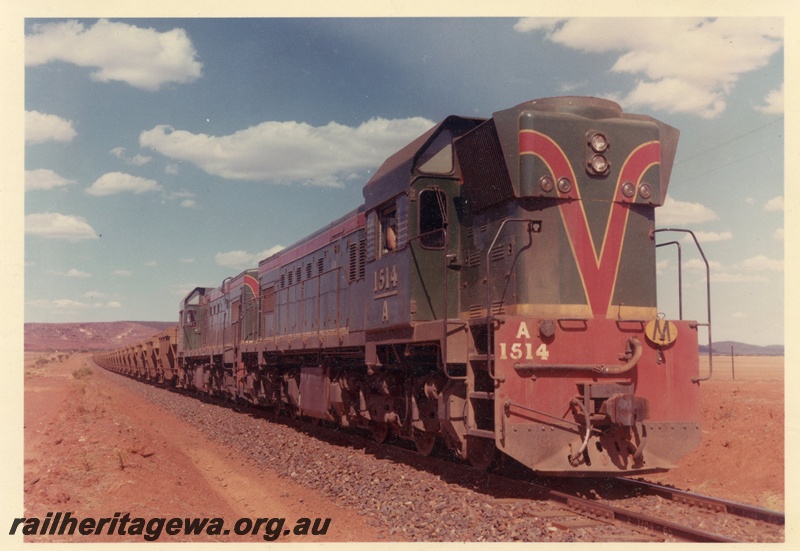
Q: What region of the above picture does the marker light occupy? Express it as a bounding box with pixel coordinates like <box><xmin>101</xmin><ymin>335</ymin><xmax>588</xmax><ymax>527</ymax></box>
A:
<box><xmin>539</xmin><ymin>175</ymin><xmax>554</xmax><ymax>193</ymax></box>
<box><xmin>638</xmin><ymin>182</ymin><xmax>653</xmax><ymax>200</ymax></box>
<box><xmin>621</xmin><ymin>181</ymin><xmax>636</xmax><ymax>198</ymax></box>
<box><xmin>557</xmin><ymin>177</ymin><xmax>572</xmax><ymax>194</ymax></box>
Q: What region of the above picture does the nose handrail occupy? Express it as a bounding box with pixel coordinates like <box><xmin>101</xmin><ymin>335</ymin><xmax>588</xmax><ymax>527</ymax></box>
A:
<box><xmin>653</xmin><ymin>228</ymin><xmax>713</xmax><ymax>383</ymax></box>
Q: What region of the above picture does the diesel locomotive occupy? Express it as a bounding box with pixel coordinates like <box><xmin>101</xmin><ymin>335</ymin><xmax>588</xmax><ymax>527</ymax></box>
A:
<box><xmin>96</xmin><ymin>96</ymin><xmax>710</xmax><ymax>476</ymax></box>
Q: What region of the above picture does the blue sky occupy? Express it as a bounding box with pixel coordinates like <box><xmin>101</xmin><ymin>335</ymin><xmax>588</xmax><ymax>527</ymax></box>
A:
<box><xmin>15</xmin><ymin>13</ymin><xmax>786</xmax><ymax>346</ymax></box>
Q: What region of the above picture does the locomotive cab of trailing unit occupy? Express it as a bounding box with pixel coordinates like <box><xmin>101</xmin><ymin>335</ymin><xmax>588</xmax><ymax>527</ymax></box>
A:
<box><xmin>178</xmin><ymin>286</ymin><xmax>212</xmax><ymax>355</ymax></box>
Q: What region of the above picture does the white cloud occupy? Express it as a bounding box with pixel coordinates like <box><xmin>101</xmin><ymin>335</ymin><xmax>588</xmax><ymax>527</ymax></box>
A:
<box><xmin>624</xmin><ymin>79</ymin><xmax>725</xmax><ymax>119</ymax></box>
<box><xmin>682</xmin><ymin>231</ymin><xmax>733</xmax><ymax>244</ymax></box>
<box><xmin>711</xmin><ymin>272</ymin><xmax>769</xmax><ymax>283</ymax></box>
<box><xmin>215</xmin><ymin>245</ymin><xmax>285</xmax><ymax>269</ymax></box>
<box><xmin>25</xmin><ymin>212</ymin><xmax>98</xmax><ymax>241</ymax></box>
<box><xmin>110</xmin><ymin>147</ymin><xmax>153</xmax><ymax>166</ymax></box>
<box><xmin>763</xmin><ymin>195</ymin><xmax>783</xmax><ymax>212</ymax></box>
<box><xmin>25</xmin><ymin>169</ymin><xmax>76</xmax><ymax>191</ymax></box>
<box><xmin>513</xmin><ymin>18</ymin><xmax>564</xmax><ymax>33</ymax></box>
<box><xmin>52</xmin><ymin>300</ymin><xmax>94</xmax><ymax>309</ymax></box>
<box><xmin>25</xmin><ymin>19</ymin><xmax>202</xmax><ymax>91</ymax></box>
<box><xmin>61</xmin><ymin>268</ymin><xmax>92</xmax><ymax>278</ymax></box>
<box><xmin>84</xmin><ymin>291</ymin><xmax>114</xmax><ymax>299</ymax></box>
<box><xmin>657</xmin><ymin>197</ymin><xmax>718</xmax><ymax>226</ymax></box>
<box><xmin>681</xmin><ymin>254</ymin><xmax>782</xmax><ymax>284</ymax></box>
<box><xmin>112</xmin><ymin>270</ymin><xmax>132</xmax><ymax>276</ymax></box>
<box><xmin>25</xmin><ymin>110</ymin><xmax>76</xmax><ymax>144</ymax></box>
<box><xmin>684</xmin><ymin>258</ymin><xmax>723</xmax><ymax>273</ymax></box>
<box><xmin>140</xmin><ymin>117</ymin><xmax>436</xmax><ymax>187</ymax></box>
<box><xmin>145</xmin><ymin>260</ymin><xmax>158</xmax><ymax>267</ymax></box>
<box><xmin>166</xmin><ymin>189</ymin><xmax>197</xmax><ymax>208</ymax></box>
<box><xmin>27</xmin><ymin>299</ymin><xmax>121</xmax><ymax>310</ymax></box>
<box><xmin>86</xmin><ymin>172</ymin><xmax>162</xmax><ymax>196</ymax></box>
<box><xmin>180</xmin><ymin>258</ymin><xmax>195</xmax><ymax>264</ymax></box>
<box><xmin>756</xmin><ymin>83</ymin><xmax>784</xmax><ymax>114</ymax></box>
<box><xmin>515</xmin><ymin>17</ymin><xmax>782</xmax><ymax>118</ymax></box>
<box><xmin>740</xmin><ymin>255</ymin><xmax>783</xmax><ymax>272</ymax></box>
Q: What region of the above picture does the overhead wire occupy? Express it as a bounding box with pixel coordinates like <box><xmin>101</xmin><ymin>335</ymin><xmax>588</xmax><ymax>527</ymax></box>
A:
<box><xmin>674</xmin><ymin>116</ymin><xmax>783</xmax><ymax>167</ymax></box>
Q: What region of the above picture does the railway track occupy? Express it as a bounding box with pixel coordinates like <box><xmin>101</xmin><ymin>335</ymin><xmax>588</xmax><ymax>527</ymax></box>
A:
<box><xmin>613</xmin><ymin>478</ymin><xmax>785</xmax><ymax>525</ymax></box>
<box><xmin>95</xmin><ymin>360</ymin><xmax>785</xmax><ymax>543</ymax></box>
<box><xmin>488</xmin><ymin>475</ymin><xmax>784</xmax><ymax>542</ymax></box>
<box><xmin>348</xmin><ymin>433</ymin><xmax>784</xmax><ymax>542</ymax></box>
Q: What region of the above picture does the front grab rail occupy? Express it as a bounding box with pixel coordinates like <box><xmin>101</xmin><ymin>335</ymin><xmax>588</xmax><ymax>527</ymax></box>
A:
<box><xmin>653</xmin><ymin>228</ymin><xmax>713</xmax><ymax>383</ymax></box>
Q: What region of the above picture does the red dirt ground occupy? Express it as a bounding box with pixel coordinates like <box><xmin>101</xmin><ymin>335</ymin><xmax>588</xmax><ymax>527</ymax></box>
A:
<box><xmin>644</xmin><ymin>378</ymin><xmax>784</xmax><ymax>510</ymax></box>
<box><xmin>20</xmin><ymin>352</ymin><xmax>784</xmax><ymax>543</ymax></box>
<box><xmin>22</xmin><ymin>353</ymin><xmax>384</xmax><ymax>543</ymax></box>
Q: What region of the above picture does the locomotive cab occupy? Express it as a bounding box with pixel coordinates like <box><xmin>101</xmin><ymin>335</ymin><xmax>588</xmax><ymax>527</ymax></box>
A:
<box><xmin>362</xmin><ymin>116</ymin><xmax>484</xmax><ymax>363</ymax></box>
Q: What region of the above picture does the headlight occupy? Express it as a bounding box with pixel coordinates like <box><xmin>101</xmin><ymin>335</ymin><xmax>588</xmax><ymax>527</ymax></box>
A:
<box><xmin>586</xmin><ymin>131</ymin><xmax>610</xmax><ymax>176</ymax></box>
<box><xmin>589</xmin><ymin>154</ymin><xmax>609</xmax><ymax>174</ymax></box>
<box><xmin>588</xmin><ymin>132</ymin><xmax>608</xmax><ymax>153</ymax></box>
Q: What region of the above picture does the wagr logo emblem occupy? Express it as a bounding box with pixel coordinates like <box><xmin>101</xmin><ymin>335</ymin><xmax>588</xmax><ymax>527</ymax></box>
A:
<box><xmin>645</xmin><ymin>318</ymin><xmax>679</xmax><ymax>346</ymax></box>
<box><xmin>520</xmin><ymin>131</ymin><xmax>660</xmax><ymax>317</ymax></box>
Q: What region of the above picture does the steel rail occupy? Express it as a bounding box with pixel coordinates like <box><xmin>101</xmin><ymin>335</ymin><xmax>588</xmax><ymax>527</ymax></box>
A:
<box><xmin>483</xmin><ymin>474</ymin><xmax>741</xmax><ymax>543</ymax></box>
<box><xmin>614</xmin><ymin>477</ymin><xmax>785</xmax><ymax>525</ymax></box>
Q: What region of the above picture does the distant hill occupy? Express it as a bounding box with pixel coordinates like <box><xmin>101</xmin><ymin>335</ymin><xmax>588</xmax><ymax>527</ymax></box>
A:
<box><xmin>699</xmin><ymin>341</ymin><xmax>784</xmax><ymax>356</ymax></box>
<box><xmin>24</xmin><ymin>321</ymin><xmax>176</xmax><ymax>352</ymax></box>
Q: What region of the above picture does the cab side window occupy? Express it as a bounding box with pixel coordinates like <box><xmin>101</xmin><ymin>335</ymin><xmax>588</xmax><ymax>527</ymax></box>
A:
<box><xmin>380</xmin><ymin>203</ymin><xmax>397</xmax><ymax>255</ymax></box>
<box><xmin>419</xmin><ymin>189</ymin><xmax>447</xmax><ymax>249</ymax></box>
<box><xmin>367</xmin><ymin>195</ymin><xmax>407</xmax><ymax>261</ymax></box>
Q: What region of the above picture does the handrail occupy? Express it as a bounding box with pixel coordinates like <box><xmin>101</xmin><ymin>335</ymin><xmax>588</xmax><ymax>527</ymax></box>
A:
<box><xmin>514</xmin><ymin>336</ymin><xmax>642</xmax><ymax>375</ymax></box>
<box><xmin>403</xmin><ymin>227</ymin><xmax>466</xmax><ymax>380</ymax></box>
<box><xmin>653</xmin><ymin>228</ymin><xmax>713</xmax><ymax>383</ymax></box>
<box><xmin>485</xmin><ymin>218</ymin><xmax>540</xmax><ymax>381</ymax></box>
<box><xmin>655</xmin><ymin>240</ymin><xmax>683</xmax><ymax>320</ymax></box>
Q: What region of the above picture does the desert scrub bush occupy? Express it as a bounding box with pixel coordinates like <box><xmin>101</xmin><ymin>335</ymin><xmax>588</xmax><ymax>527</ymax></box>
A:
<box><xmin>72</xmin><ymin>366</ymin><xmax>93</xmax><ymax>379</ymax></box>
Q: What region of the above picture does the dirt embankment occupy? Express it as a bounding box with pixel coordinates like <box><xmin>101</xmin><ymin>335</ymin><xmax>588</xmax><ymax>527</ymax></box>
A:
<box><xmin>22</xmin><ymin>352</ymin><xmax>382</xmax><ymax>543</ymax></box>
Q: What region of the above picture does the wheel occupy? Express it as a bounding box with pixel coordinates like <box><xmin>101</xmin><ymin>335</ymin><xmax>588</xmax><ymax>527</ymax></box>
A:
<box><xmin>285</xmin><ymin>403</ymin><xmax>300</xmax><ymax>420</ymax></box>
<box><xmin>467</xmin><ymin>437</ymin><xmax>501</xmax><ymax>471</ymax></box>
<box><xmin>413</xmin><ymin>430</ymin><xmax>439</xmax><ymax>456</ymax></box>
<box><xmin>371</xmin><ymin>422</ymin><xmax>389</xmax><ymax>444</ymax></box>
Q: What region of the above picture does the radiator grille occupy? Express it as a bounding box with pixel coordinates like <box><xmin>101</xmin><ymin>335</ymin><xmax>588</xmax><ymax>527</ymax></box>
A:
<box><xmin>455</xmin><ymin>120</ymin><xmax>514</xmax><ymax>212</ymax></box>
